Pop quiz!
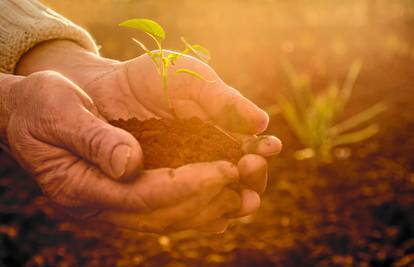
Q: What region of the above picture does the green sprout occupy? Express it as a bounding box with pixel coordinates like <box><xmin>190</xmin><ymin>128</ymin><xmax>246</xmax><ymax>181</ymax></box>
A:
<box><xmin>267</xmin><ymin>59</ymin><xmax>386</xmax><ymax>164</ymax></box>
<box><xmin>119</xmin><ymin>18</ymin><xmax>213</xmax><ymax>114</ymax></box>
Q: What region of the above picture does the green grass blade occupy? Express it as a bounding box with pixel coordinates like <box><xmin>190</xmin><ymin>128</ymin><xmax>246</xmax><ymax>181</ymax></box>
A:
<box><xmin>325</xmin><ymin>84</ymin><xmax>340</xmax><ymax>119</ymax></box>
<box><xmin>306</xmin><ymin>96</ymin><xmax>331</xmax><ymax>149</ymax></box>
<box><xmin>330</xmin><ymin>102</ymin><xmax>386</xmax><ymax>135</ymax></box>
<box><xmin>332</xmin><ymin>124</ymin><xmax>379</xmax><ymax>147</ymax></box>
<box><xmin>281</xmin><ymin>58</ymin><xmax>315</xmax><ymax>117</ymax></box>
<box><xmin>337</xmin><ymin>60</ymin><xmax>362</xmax><ymax>113</ymax></box>
<box><xmin>277</xmin><ymin>94</ymin><xmax>309</xmax><ymax>146</ymax></box>
<box><xmin>119</xmin><ymin>18</ymin><xmax>165</xmax><ymax>42</ymax></box>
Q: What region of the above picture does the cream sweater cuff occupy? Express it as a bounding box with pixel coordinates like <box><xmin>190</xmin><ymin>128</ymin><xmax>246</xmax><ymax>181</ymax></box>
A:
<box><xmin>0</xmin><ymin>0</ymin><xmax>99</xmax><ymax>74</ymax></box>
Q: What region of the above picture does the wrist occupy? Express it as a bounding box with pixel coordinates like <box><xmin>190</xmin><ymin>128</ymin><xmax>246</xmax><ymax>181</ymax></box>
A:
<box><xmin>15</xmin><ymin>40</ymin><xmax>119</xmax><ymax>89</ymax></box>
<box><xmin>0</xmin><ymin>74</ymin><xmax>23</xmax><ymax>145</ymax></box>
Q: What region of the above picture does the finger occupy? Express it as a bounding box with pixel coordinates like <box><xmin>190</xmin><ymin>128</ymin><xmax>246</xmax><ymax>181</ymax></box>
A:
<box><xmin>7</xmin><ymin>128</ymin><xmax>147</xmax><ymax>211</ymax></box>
<box><xmin>231</xmin><ymin>188</ymin><xmax>261</xmax><ymax>217</ymax></box>
<box><xmin>63</xmin><ymin>108</ymin><xmax>144</xmax><ymax>181</ymax></box>
<box><xmin>197</xmin><ymin>190</ymin><xmax>261</xmax><ymax>231</ymax></box>
<box><xmin>233</xmin><ymin>134</ymin><xmax>282</xmax><ymax>157</ymax></box>
<box><xmin>168</xmin><ymin>56</ymin><xmax>269</xmax><ymax>134</ymax></box>
<box><xmin>133</xmin><ymin>161</ymin><xmax>239</xmax><ymax>210</ymax></box>
<box><xmin>126</xmin><ymin>54</ymin><xmax>268</xmax><ymax>133</ymax></box>
<box><xmin>203</xmin><ymin>83</ymin><xmax>269</xmax><ymax>134</ymax></box>
<box><xmin>170</xmin><ymin>188</ymin><xmax>241</xmax><ymax>230</ymax></box>
<box><xmin>238</xmin><ymin>154</ymin><xmax>268</xmax><ymax>194</ymax></box>
<box><xmin>26</xmin><ymin>79</ymin><xmax>144</xmax><ymax>181</ymax></box>
<box><xmin>27</xmin><ymin>142</ymin><xmax>239</xmax><ymax>213</ymax></box>
<box><xmin>196</xmin><ymin>218</ymin><xmax>230</xmax><ymax>234</ymax></box>
<box><xmin>93</xmin><ymin>186</ymin><xmax>219</xmax><ymax>233</ymax></box>
<box><xmin>74</xmin><ymin>161</ymin><xmax>238</xmax><ymax>212</ymax></box>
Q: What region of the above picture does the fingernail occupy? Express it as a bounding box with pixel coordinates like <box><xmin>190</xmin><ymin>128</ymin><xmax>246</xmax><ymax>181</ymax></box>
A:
<box><xmin>245</xmin><ymin>136</ymin><xmax>282</xmax><ymax>156</ymax></box>
<box><xmin>256</xmin><ymin>110</ymin><xmax>269</xmax><ymax>134</ymax></box>
<box><xmin>257</xmin><ymin>136</ymin><xmax>282</xmax><ymax>156</ymax></box>
<box><xmin>111</xmin><ymin>144</ymin><xmax>131</xmax><ymax>178</ymax></box>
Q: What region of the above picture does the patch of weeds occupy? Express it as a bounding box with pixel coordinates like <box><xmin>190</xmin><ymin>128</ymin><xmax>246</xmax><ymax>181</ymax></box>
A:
<box><xmin>268</xmin><ymin>59</ymin><xmax>386</xmax><ymax>164</ymax></box>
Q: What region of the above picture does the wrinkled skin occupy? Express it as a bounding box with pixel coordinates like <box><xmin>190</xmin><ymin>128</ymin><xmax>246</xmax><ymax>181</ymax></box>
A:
<box><xmin>0</xmin><ymin>40</ymin><xmax>282</xmax><ymax>233</ymax></box>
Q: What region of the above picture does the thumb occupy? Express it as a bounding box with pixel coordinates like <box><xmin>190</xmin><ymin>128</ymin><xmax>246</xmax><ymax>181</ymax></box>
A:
<box><xmin>69</xmin><ymin>110</ymin><xmax>143</xmax><ymax>180</ymax></box>
<box><xmin>51</xmin><ymin>103</ymin><xmax>143</xmax><ymax>181</ymax></box>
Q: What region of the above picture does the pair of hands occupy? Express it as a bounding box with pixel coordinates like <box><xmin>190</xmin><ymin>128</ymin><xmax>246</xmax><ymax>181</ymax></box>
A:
<box><xmin>0</xmin><ymin>40</ymin><xmax>281</xmax><ymax>233</ymax></box>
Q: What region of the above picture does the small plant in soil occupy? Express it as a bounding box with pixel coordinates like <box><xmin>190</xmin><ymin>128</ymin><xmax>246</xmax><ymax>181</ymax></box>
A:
<box><xmin>115</xmin><ymin>18</ymin><xmax>243</xmax><ymax>169</ymax></box>
<box><xmin>267</xmin><ymin>59</ymin><xmax>386</xmax><ymax>164</ymax></box>
<box><xmin>119</xmin><ymin>18</ymin><xmax>212</xmax><ymax>113</ymax></box>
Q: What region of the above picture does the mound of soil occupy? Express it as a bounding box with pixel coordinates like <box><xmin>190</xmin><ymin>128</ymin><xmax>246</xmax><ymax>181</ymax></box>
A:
<box><xmin>109</xmin><ymin>117</ymin><xmax>244</xmax><ymax>169</ymax></box>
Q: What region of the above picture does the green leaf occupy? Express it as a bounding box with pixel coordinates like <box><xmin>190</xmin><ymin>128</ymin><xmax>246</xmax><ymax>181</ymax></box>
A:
<box><xmin>166</xmin><ymin>52</ymin><xmax>182</xmax><ymax>65</ymax></box>
<box><xmin>119</xmin><ymin>18</ymin><xmax>166</xmax><ymax>41</ymax></box>
<box><xmin>191</xmin><ymin>44</ymin><xmax>211</xmax><ymax>62</ymax></box>
<box><xmin>176</xmin><ymin>68</ymin><xmax>215</xmax><ymax>82</ymax></box>
<box><xmin>330</xmin><ymin>102</ymin><xmax>386</xmax><ymax>135</ymax></box>
<box><xmin>332</xmin><ymin>124</ymin><xmax>379</xmax><ymax>147</ymax></box>
<box><xmin>181</xmin><ymin>37</ymin><xmax>211</xmax><ymax>62</ymax></box>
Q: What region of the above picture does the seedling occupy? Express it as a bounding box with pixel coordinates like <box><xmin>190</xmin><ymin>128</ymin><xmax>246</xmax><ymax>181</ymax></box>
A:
<box><xmin>267</xmin><ymin>59</ymin><xmax>386</xmax><ymax>164</ymax></box>
<box><xmin>119</xmin><ymin>18</ymin><xmax>212</xmax><ymax>114</ymax></box>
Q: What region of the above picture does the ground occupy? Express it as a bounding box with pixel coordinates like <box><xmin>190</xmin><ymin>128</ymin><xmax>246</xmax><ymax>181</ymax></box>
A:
<box><xmin>1</xmin><ymin>1</ymin><xmax>414</xmax><ymax>266</ymax></box>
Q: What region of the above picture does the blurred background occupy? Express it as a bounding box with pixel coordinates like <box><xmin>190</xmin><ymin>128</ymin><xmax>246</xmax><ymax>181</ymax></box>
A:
<box><xmin>1</xmin><ymin>0</ymin><xmax>414</xmax><ymax>266</ymax></box>
<box><xmin>42</xmin><ymin>0</ymin><xmax>414</xmax><ymax>107</ymax></box>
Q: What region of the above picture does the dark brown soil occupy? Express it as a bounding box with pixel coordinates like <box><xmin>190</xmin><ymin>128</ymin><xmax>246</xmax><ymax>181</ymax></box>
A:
<box><xmin>109</xmin><ymin>117</ymin><xmax>244</xmax><ymax>169</ymax></box>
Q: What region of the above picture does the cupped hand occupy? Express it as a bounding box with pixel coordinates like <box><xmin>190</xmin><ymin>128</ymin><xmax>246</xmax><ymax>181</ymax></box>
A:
<box><xmin>16</xmin><ymin>40</ymin><xmax>283</xmax><ymax>232</ymax></box>
<box><xmin>1</xmin><ymin>71</ymin><xmax>255</xmax><ymax>233</ymax></box>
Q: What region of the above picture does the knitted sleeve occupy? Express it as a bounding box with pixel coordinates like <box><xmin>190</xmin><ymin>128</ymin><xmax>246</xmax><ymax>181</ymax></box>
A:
<box><xmin>0</xmin><ymin>0</ymin><xmax>99</xmax><ymax>74</ymax></box>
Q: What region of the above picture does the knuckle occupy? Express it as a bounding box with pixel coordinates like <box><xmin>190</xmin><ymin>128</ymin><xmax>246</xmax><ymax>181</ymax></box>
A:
<box><xmin>214</xmin><ymin>161</ymin><xmax>239</xmax><ymax>181</ymax></box>
<box><xmin>27</xmin><ymin>71</ymin><xmax>75</xmax><ymax>97</ymax></box>
<box><xmin>17</xmin><ymin>71</ymin><xmax>79</xmax><ymax>114</ymax></box>
<box><xmin>80</xmin><ymin>124</ymin><xmax>108</xmax><ymax>156</ymax></box>
<box><xmin>27</xmin><ymin>70</ymin><xmax>65</xmax><ymax>83</ymax></box>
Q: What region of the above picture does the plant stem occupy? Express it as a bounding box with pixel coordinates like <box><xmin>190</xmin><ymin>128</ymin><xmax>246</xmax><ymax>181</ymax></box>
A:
<box><xmin>161</xmin><ymin>50</ymin><xmax>176</xmax><ymax>117</ymax></box>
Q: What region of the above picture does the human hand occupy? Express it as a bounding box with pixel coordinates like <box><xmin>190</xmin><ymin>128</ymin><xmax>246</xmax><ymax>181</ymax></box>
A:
<box><xmin>16</xmin><ymin>40</ymin><xmax>282</xmax><ymax>232</ymax></box>
<box><xmin>0</xmin><ymin>71</ymin><xmax>253</xmax><ymax>233</ymax></box>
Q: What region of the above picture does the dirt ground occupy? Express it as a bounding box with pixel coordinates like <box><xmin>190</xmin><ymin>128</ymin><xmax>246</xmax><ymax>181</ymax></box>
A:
<box><xmin>1</xmin><ymin>1</ymin><xmax>414</xmax><ymax>266</ymax></box>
